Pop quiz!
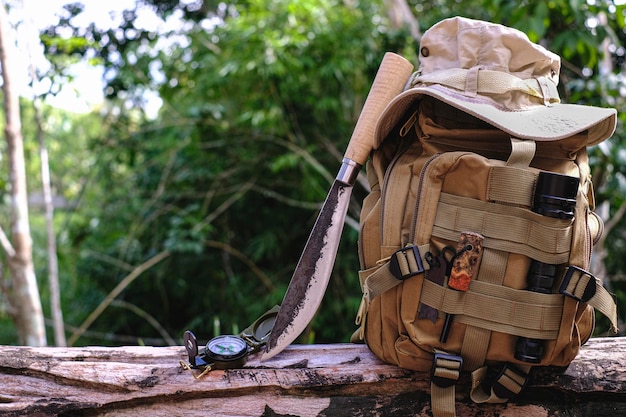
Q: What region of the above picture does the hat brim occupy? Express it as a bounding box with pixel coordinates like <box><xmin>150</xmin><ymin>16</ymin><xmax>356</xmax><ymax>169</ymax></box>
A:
<box><xmin>376</xmin><ymin>85</ymin><xmax>617</xmax><ymax>146</ymax></box>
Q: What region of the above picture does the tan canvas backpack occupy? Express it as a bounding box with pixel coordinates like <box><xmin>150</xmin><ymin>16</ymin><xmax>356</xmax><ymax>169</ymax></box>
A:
<box><xmin>352</xmin><ymin>17</ymin><xmax>619</xmax><ymax>417</ymax></box>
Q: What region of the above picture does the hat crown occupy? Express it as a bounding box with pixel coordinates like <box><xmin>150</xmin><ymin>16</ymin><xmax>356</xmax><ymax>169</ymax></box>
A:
<box><xmin>374</xmin><ymin>17</ymin><xmax>617</xmax><ymax>146</ymax></box>
<box><xmin>418</xmin><ymin>17</ymin><xmax>560</xmax><ymax>85</ymax></box>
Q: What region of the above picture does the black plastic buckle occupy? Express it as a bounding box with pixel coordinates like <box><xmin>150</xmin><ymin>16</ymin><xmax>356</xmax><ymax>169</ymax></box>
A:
<box><xmin>491</xmin><ymin>363</ymin><xmax>529</xmax><ymax>400</ymax></box>
<box><xmin>431</xmin><ymin>352</ymin><xmax>463</xmax><ymax>388</ymax></box>
<box><xmin>559</xmin><ymin>266</ymin><xmax>596</xmax><ymax>302</ymax></box>
<box><xmin>389</xmin><ymin>245</ymin><xmax>425</xmax><ymax>281</ymax></box>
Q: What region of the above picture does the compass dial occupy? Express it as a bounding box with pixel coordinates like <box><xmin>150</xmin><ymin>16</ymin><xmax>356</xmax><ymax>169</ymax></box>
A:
<box><xmin>205</xmin><ymin>335</ymin><xmax>248</xmax><ymax>364</ymax></box>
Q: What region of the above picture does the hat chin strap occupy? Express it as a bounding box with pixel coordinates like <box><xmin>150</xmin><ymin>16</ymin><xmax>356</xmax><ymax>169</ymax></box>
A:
<box><xmin>414</xmin><ymin>68</ymin><xmax>560</xmax><ymax>105</ymax></box>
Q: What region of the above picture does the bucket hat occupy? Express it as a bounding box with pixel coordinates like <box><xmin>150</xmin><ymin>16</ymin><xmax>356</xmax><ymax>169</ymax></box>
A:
<box><xmin>376</xmin><ymin>17</ymin><xmax>617</xmax><ymax>145</ymax></box>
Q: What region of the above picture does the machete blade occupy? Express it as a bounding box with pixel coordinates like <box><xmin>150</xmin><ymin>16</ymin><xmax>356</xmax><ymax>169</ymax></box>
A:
<box><xmin>260</xmin><ymin>53</ymin><xmax>414</xmax><ymax>361</ymax></box>
<box><xmin>262</xmin><ymin>181</ymin><xmax>352</xmax><ymax>360</ymax></box>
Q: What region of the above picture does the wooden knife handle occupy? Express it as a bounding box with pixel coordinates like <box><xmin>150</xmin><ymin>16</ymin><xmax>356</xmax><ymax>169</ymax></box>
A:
<box><xmin>343</xmin><ymin>52</ymin><xmax>414</xmax><ymax>166</ymax></box>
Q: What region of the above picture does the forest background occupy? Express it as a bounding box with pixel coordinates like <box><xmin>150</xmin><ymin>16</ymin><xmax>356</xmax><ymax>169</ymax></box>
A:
<box><xmin>1</xmin><ymin>0</ymin><xmax>625</xmax><ymax>347</ymax></box>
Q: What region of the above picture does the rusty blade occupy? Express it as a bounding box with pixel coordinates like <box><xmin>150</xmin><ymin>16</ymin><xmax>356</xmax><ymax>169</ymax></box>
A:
<box><xmin>262</xmin><ymin>181</ymin><xmax>351</xmax><ymax>360</ymax></box>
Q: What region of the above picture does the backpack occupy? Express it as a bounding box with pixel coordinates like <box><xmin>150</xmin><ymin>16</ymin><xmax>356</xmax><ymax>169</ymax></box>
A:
<box><xmin>351</xmin><ymin>17</ymin><xmax>619</xmax><ymax>417</ymax></box>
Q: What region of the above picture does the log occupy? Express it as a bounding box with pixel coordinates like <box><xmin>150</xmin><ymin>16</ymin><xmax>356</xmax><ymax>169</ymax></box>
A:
<box><xmin>0</xmin><ymin>337</ymin><xmax>624</xmax><ymax>416</ymax></box>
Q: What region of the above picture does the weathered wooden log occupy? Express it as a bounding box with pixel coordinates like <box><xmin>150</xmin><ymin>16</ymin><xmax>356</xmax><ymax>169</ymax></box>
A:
<box><xmin>0</xmin><ymin>337</ymin><xmax>624</xmax><ymax>416</ymax></box>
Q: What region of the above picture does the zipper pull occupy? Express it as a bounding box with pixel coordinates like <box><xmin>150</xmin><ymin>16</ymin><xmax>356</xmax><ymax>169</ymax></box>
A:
<box><xmin>354</xmin><ymin>293</ymin><xmax>369</xmax><ymax>341</ymax></box>
<box><xmin>355</xmin><ymin>292</ymin><xmax>369</xmax><ymax>325</ymax></box>
<box><xmin>399</xmin><ymin>110</ymin><xmax>418</xmax><ymax>137</ymax></box>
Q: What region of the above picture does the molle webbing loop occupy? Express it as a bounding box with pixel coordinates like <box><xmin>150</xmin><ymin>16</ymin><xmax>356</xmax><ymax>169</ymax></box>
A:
<box><xmin>460</xmin><ymin>158</ymin><xmax>537</xmax><ymax>372</ymax></box>
<box><xmin>487</xmin><ymin>166</ymin><xmax>536</xmax><ymax>207</ymax></box>
<box><xmin>460</xmin><ymin>248</ymin><xmax>508</xmax><ymax>371</ymax></box>
<box><xmin>417</xmin><ymin>265</ymin><xmax>619</xmax><ymax>339</ymax></box>
<box><xmin>420</xmin><ymin>280</ymin><xmax>563</xmax><ymax>339</ymax></box>
<box><xmin>507</xmin><ymin>138</ymin><xmax>536</xmax><ymax>167</ymax></box>
<box><xmin>433</xmin><ymin>193</ymin><xmax>573</xmax><ymax>264</ymax></box>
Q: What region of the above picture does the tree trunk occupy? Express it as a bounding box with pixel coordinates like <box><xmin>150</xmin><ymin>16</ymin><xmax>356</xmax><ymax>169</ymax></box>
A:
<box><xmin>35</xmin><ymin>94</ymin><xmax>65</xmax><ymax>346</ymax></box>
<box><xmin>0</xmin><ymin>0</ymin><xmax>47</xmax><ymax>346</ymax></box>
<box><xmin>383</xmin><ymin>0</ymin><xmax>421</xmax><ymax>41</ymax></box>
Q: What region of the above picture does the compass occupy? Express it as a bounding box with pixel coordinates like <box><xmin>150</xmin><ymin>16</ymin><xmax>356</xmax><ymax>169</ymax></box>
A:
<box><xmin>180</xmin><ymin>305</ymin><xmax>280</xmax><ymax>378</ymax></box>
<box><xmin>205</xmin><ymin>335</ymin><xmax>249</xmax><ymax>369</ymax></box>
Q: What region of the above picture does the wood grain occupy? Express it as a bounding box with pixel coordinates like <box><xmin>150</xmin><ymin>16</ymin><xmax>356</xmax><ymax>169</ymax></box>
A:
<box><xmin>0</xmin><ymin>338</ymin><xmax>624</xmax><ymax>416</ymax></box>
<box><xmin>343</xmin><ymin>52</ymin><xmax>413</xmax><ymax>166</ymax></box>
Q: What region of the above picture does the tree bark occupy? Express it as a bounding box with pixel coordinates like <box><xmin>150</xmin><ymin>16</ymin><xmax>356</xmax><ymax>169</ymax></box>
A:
<box><xmin>0</xmin><ymin>338</ymin><xmax>624</xmax><ymax>416</ymax></box>
<box><xmin>383</xmin><ymin>0</ymin><xmax>421</xmax><ymax>41</ymax></box>
<box><xmin>25</xmin><ymin>51</ymin><xmax>66</xmax><ymax>345</ymax></box>
<box><xmin>35</xmin><ymin>93</ymin><xmax>65</xmax><ymax>346</ymax></box>
<box><xmin>0</xmin><ymin>0</ymin><xmax>47</xmax><ymax>346</ymax></box>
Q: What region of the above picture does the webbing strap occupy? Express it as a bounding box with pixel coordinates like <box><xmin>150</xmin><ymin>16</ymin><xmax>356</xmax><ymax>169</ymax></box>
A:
<box><xmin>487</xmin><ymin>166</ymin><xmax>537</xmax><ymax>207</ymax></box>
<box><xmin>460</xmin><ymin>248</ymin><xmax>508</xmax><ymax>370</ymax></box>
<box><xmin>507</xmin><ymin>138</ymin><xmax>536</xmax><ymax>167</ymax></box>
<box><xmin>470</xmin><ymin>367</ymin><xmax>507</xmax><ymax>404</ymax></box>
<box><xmin>415</xmin><ymin>69</ymin><xmax>560</xmax><ymax>104</ymax></box>
<box><xmin>420</xmin><ymin>279</ymin><xmax>563</xmax><ymax>339</ymax></box>
<box><xmin>470</xmin><ymin>364</ymin><xmax>531</xmax><ymax>404</ymax></box>
<box><xmin>461</xmin><ymin>327</ymin><xmax>490</xmax><ymax>371</ymax></box>
<box><xmin>434</xmin><ymin>225</ymin><xmax>570</xmax><ymax>266</ymax></box>
<box><xmin>434</xmin><ymin>193</ymin><xmax>572</xmax><ymax>264</ymax></box>
<box><xmin>431</xmin><ymin>351</ymin><xmax>463</xmax><ymax>417</ymax></box>
<box><xmin>431</xmin><ymin>383</ymin><xmax>456</xmax><ymax>417</ymax></box>
<box><xmin>358</xmin><ymin>243</ymin><xmax>431</xmax><ymax>302</ymax></box>
<box><xmin>421</xmin><ymin>266</ymin><xmax>619</xmax><ymax>339</ymax></box>
<box><xmin>472</xmin><ymin>248</ymin><xmax>509</xmax><ymax>284</ymax></box>
<box><xmin>560</xmin><ymin>266</ymin><xmax>619</xmax><ymax>333</ymax></box>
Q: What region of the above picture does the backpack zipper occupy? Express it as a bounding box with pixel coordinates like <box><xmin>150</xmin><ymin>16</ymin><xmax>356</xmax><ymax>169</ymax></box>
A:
<box><xmin>361</xmin><ymin>110</ymin><xmax>419</xmax><ymax>266</ymax></box>
<box><xmin>379</xmin><ymin>147</ymin><xmax>412</xmax><ymax>242</ymax></box>
<box><xmin>409</xmin><ymin>154</ymin><xmax>441</xmax><ymax>243</ymax></box>
<box><xmin>357</xmin><ymin>147</ymin><xmax>411</xmax><ymax>269</ymax></box>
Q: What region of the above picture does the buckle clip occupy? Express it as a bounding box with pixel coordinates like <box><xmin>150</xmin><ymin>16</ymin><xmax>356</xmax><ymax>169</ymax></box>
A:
<box><xmin>491</xmin><ymin>364</ymin><xmax>529</xmax><ymax>400</ymax></box>
<box><xmin>431</xmin><ymin>352</ymin><xmax>463</xmax><ymax>388</ymax></box>
<box><xmin>559</xmin><ymin>266</ymin><xmax>596</xmax><ymax>302</ymax></box>
<box><xmin>389</xmin><ymin>245</ymin><xmax>425</xmax><ymax>281</ymax></box>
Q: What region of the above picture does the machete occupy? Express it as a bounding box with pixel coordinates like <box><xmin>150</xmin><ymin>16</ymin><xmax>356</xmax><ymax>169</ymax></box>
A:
<box><xmin>262</xmin><ymin>53</ymin><xmax>414</xmax><ymax>360</ymax></box>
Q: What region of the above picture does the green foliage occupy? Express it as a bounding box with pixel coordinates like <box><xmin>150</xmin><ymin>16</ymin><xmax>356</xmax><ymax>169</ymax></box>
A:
<box><xmin>6</xmin><ymin>0</ymin><xmax>625</xmax><ymax>346</ymax></box>
<box><xmin>26</xmin><ymin>0</ymin><xmax>400</xmax><ymax>346</ymax></box>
